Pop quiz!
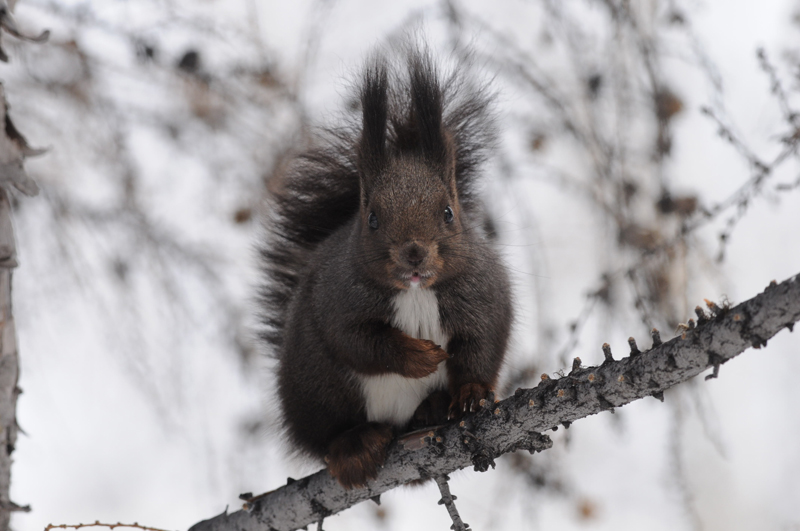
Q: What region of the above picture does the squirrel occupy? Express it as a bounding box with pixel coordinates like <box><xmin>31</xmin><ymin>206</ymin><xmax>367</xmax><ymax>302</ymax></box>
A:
<box><xmin>260</xmin><ymin>45</ymin><xmax>513</xmax><ymax>489</ymax></box>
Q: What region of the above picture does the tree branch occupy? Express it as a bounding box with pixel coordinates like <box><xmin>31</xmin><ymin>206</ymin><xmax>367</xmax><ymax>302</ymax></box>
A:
<box><xmin>189</xmin><ymin>273</ymin><xmax>800</xmax><ymax>531</ymax></box>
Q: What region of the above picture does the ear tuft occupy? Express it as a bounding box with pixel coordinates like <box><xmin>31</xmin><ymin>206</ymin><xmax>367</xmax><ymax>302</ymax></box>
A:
<box><xmin>408</xmin><ymin>51</ymin><xmax>456</xmax><ymax>183</ymax></box>
<box><xmin>358</xmin><ymin>57</ymin><xmax>389</xmax><ymax>195</ymax></box>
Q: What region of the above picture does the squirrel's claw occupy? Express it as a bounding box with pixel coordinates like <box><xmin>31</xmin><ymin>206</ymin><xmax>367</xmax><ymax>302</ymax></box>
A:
<box><xmin>448</xmin><ymin>382</ymin><xmax>492</xmax><ymax>419</ymax></box>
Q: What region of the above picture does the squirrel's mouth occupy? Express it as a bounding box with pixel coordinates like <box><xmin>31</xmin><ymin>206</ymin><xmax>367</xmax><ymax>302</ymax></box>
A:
<box><xmin>400</xmin><ymin>270</ymin><xmax>434</xmax><ymax>288</ymax></box>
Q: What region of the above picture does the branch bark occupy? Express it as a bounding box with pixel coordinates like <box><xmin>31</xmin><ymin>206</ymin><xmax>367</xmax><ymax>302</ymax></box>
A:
<box><xmin>189</xmin><ymin>273</ymin><xmax>800</xmax><ymax>531</ymax></box>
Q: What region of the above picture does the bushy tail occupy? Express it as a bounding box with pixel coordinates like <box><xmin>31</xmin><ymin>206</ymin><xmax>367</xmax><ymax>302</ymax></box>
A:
<box><xmin>259</xmin><ymin>45</ymin><xmax>496</xmax><ymax>349</ymax></box>
<box><xmin>258</xmin><ymin>132</ymin><xmax>360</xmax><ymax>347</ymax></box>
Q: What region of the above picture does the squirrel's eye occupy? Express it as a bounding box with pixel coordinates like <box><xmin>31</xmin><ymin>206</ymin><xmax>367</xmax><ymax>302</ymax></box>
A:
<box><xmin>368</xmin><ymin>212</ymin><xmax>379</xmax><ymax>230</ymax></box>
<box><xmin>444</xmin><ymin>206</ymin><xmax>454</xmax><ymax>224</ymax></box>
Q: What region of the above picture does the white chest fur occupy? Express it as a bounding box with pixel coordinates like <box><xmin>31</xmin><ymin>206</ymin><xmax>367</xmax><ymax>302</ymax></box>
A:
<box><xmin>359</xmin><ymin>287</ymin><xmax>449</xmax><ymax>426</ymax></box>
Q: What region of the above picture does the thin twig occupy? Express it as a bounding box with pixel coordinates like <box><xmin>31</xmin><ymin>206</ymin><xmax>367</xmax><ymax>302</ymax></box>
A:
<box><xmin>45</xmin><ymin>523</ymin><xmax>174</xmax><ymax>531</ymax></box>
<box><xmin>435</xmin><ymin>475</ymin><xmax>469</xmax><ymax>531</ymax></box>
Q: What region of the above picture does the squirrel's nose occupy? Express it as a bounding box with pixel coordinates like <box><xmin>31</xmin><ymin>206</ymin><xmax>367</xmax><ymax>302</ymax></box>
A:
<box><xmin>401</xmin><ymin>242</ymin><xmax>427</xmax><ymax>268</ymax></box>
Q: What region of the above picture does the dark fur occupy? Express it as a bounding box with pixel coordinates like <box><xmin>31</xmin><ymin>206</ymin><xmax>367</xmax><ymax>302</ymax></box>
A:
<box><xmin>260</xmin><ymin>46</ymin><xmax>512</xmax><ymax>488</ymax></box>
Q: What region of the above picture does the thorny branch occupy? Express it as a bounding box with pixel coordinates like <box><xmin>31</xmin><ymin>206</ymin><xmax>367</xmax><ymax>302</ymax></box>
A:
<box><xmin>189</xmin><ymin>273</ymin><xmax>800</xmax><ymax>531</ymax></box>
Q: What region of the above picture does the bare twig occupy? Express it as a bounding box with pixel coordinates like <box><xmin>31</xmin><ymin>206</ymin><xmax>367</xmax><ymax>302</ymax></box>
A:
<box><xmin>756</xmin><ymin>48</ymin><xmax>800</xmax><ymax>129</ymax></box>
<box><xmin>435</xmin><ymin>475</ymin><xmax>469</xmax><ymax>531</ymax></box>
<box><xmin>45</xmin><ymin>522</ymin><xmax>174</xmax><ymax>531</ymax></box>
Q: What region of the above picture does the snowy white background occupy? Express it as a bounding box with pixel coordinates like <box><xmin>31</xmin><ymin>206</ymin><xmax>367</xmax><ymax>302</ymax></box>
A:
<box><xmin>4</xmin><ymin>0</ymin><xmax>800</xmax><ymax>530</ymax></box>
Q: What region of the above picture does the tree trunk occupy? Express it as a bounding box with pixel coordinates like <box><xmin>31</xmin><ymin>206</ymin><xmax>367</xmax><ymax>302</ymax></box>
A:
<box><xmin>0</xmin><ymin>81</ymin><xmax>40</xmax><ymax>529</ymax></box>
<box><xmin>0</xmin><ymin>188</ymin><xmax>21</xmax><ymax>530</ymax></box>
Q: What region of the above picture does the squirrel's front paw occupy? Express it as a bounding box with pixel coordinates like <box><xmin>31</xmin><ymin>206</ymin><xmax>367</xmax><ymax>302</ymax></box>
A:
<box><xmin>449</xmin><ymin>382</ymin><xmax>493</xmax><ymax>419</ymax></box>
<box><xmin>326</xmin><ymin>422</ymin><xmax>393</xmax><ymax>489</ymax></box>
<box><xmin>402</xmin><ymin>338</ymin><xmax>449</xmax><ymax>378</ymax></box>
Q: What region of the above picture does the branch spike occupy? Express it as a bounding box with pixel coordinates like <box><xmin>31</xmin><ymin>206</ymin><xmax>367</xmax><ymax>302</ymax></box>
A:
<box><xmin>602</xmin><ymin>343</ymin><xmax>614</xmax><ymax>362</ymax></box>
<box><xmin>628</xmin><ymin>337</ymin><xmax>641</xmax><ymax>355</ymax></box>
<box><xmin>704</xmin><ymin>365</ymin><xmax>720</xmax><ymax>380</ymax></box>
<box><xmin>705</xmin><ymin>353</ymin><xmax>723</xmax><ymax>380</ymax></box>
<box><xmin>695</xmin><ymin>305</ymin><xmax>709</xmax><ymax>324</ymax></box>
<box><xmin>652</xmin><ymin>391</ymin><xmax>664</xmax><ymax>402</ymax></box>
<box><xmin>651</xmin><ymin>328</ymin><xmax>662</xmax><ymax>347</ymax></box>
<box><xmin>705</xmin><ymin>298</ymin><xmax>722</xmax><ymax>316</ymax></box>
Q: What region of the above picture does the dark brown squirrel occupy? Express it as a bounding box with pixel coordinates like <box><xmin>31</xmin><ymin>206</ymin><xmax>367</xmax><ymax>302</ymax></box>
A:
<box><xmin>259</xmin><ymin>46</ymin><xmax>512</xmax><ymax>489</ymax></box>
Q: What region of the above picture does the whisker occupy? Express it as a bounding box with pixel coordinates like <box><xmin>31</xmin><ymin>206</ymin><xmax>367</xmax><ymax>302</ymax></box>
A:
<box><xmin>439</xmin><ymin>251</ymin><xmax>550</xmax><ymax>279</ymax></box>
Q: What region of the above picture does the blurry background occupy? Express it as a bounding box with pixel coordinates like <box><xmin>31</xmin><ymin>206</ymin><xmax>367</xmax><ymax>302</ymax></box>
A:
<box><xmin>4</xmin><ymin>0</ymin><xmax>800</xmax><ymax>529</ymax></box>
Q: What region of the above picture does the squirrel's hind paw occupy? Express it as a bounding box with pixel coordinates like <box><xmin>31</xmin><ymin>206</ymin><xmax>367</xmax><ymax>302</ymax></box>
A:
<box><xmin>449</xmin><ymin>382</ymin><xmax>493</xmax><ymax>419</ymax></box>
<box><xmin>326</xmin><ymin>422</ymin><xmax>394</xmax><ymax>489</ymax></box>
<box><xmin>409</xmin><ymin>389</ymin><xmax>452</xmax><ymax>430</ymax></box>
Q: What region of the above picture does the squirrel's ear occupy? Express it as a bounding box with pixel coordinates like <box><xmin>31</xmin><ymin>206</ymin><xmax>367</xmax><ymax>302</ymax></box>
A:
<box><xmin>409</xmin><ymin>53</ymin><xmax>456</xmax><ymax>191</ymax></box>
<box><xmin>357</xmin><ymin>59</ymin><xmax>389</xmax><ymax>201</ymax></box>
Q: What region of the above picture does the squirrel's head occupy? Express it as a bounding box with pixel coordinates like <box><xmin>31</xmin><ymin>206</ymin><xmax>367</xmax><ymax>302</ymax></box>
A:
<box><xmin>354</xmin><ymin>54</ymin><xmax>469</xmax><ymax>290</ymax></box>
